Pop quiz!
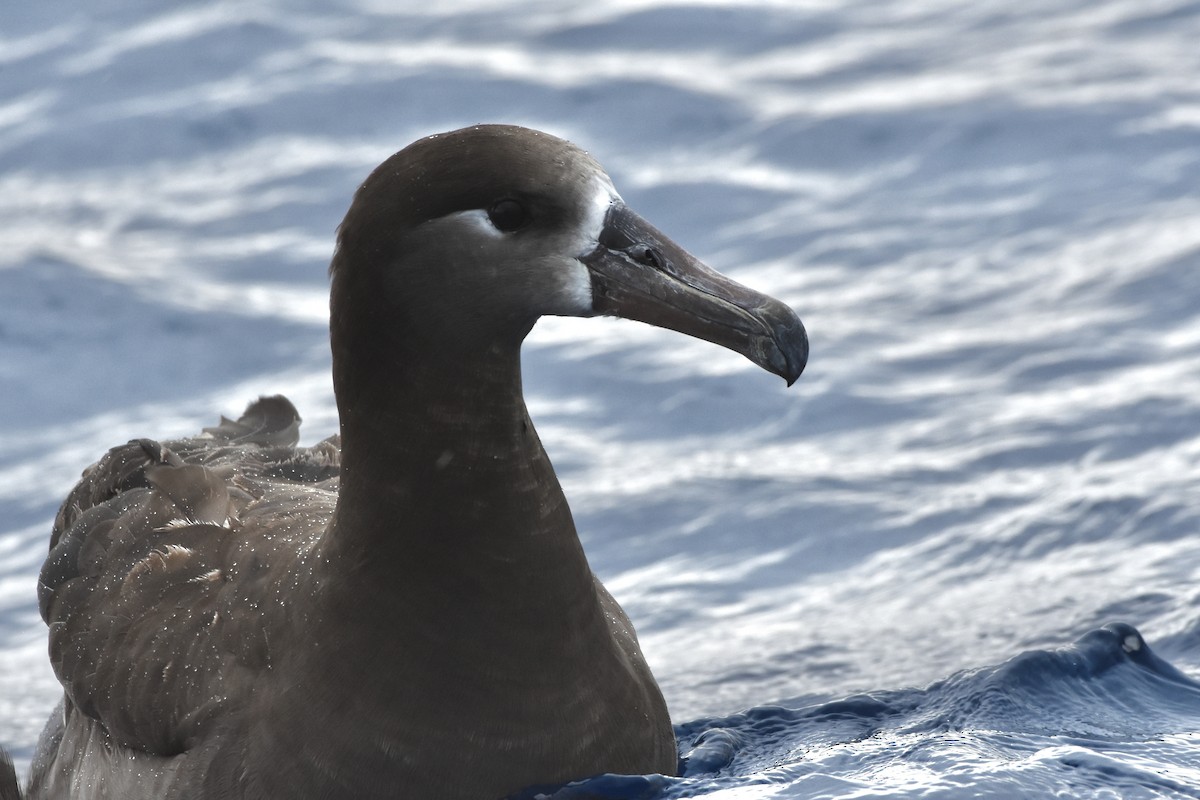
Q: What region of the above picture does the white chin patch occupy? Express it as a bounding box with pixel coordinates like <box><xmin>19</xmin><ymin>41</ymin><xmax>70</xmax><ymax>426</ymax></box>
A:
<box><xmin>549</xmin><ymin>257</ymin><xmax>594</xmax><ymax>316</ymax></box>
<box><xmin>544</xmin><ymin>175</ymin><xmax>619</xmax><ymax>317</ymax></box>
<box><xmin>576</xmin><ymin>175</ymin><xmax>621</xmax><ymax>258</ymax></box>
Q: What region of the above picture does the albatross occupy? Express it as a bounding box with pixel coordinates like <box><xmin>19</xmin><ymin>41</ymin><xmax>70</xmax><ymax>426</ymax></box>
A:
<box><xmin>19</xmin><ymin>124</ymin><xmax>807</xmax><ymax>799</ymax></box>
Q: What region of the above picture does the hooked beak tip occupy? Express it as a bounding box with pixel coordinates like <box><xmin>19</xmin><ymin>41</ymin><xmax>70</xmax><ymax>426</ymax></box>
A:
<box><xmin>768</xmin><ymin>316</ymin><xmax>806</xmax><ymax>386</ymax></box>
<box><xmin>759</xmin><ymin>302</ymin><xmax>808</xmax><ymax>387</ymax></box>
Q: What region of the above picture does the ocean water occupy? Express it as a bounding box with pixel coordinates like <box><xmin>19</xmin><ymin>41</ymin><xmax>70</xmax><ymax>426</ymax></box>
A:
<box><xmin>2</xmin><ymin>0</ymin><xmax>1200</xmax><ymax>797</ymax></box>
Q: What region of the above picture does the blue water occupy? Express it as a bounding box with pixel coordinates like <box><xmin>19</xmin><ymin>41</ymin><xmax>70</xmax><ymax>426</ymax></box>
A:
<box><xmin>3</xmin><ymin>1</ymin><xmax>1200</xmax><ymax>797</ymax></box>
<box><xmin>513</xmin><ymin>625</ymin><xmax>1200</xmax><ymax>798</ymax></box>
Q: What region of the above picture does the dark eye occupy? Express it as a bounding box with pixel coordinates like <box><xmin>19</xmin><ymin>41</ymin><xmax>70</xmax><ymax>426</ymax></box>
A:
<box><xmin>487</xmin><ymin>199</ymin><xmax>530</xmax><ymax>232</ymax></box>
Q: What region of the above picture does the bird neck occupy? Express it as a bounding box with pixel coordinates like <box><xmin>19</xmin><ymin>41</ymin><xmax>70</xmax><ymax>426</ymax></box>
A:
<box><xmin>322</xmin><ymin>333</ymin><xmax>601</xmax><ymax>638</ymax></box>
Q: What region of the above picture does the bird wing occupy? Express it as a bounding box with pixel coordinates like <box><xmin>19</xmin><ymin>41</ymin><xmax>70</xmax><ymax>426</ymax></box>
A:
<box><xmin>38</xmin><ymin>396</ymin><xmax>340</xmax><ymax>756</ymax></box>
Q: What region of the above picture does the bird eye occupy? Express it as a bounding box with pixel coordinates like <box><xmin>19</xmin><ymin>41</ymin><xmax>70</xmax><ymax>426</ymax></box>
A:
<box><xmin>487</xmin><ymin>199</ymin><xmax>530</xmax><ymax>232</ymax></box>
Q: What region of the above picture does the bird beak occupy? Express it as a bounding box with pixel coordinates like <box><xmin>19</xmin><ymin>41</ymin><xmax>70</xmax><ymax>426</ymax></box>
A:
<box><xmin>581</xmin><ymin>202</ymin><xmax>808</xmax><ymax>385</ymax></box>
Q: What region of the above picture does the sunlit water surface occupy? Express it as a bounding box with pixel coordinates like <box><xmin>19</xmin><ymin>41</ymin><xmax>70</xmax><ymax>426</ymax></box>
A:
<box><xmin>2</xmin><ymin>1</ymin><xmax>1200</xmax><ymax>796</ymax></box>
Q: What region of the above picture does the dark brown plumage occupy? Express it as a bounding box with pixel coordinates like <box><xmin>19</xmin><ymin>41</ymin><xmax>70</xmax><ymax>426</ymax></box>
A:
<box><xmin>26</xmin><ymin>125</ymin><xmax>806</xmax><ymax>799</ymax></box>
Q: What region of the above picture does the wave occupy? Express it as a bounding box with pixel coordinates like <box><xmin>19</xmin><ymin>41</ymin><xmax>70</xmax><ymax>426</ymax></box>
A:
<box><xmin>512</xmin><ymin>624</ymin><xmax>1200</xmax><ymax>799</ymax></box>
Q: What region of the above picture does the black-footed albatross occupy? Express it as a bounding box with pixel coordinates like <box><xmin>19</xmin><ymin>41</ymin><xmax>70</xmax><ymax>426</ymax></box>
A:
<box><xmin>22</xmin><ymin>124</ymin><xmax>807</xmax><ymax>800</ymax></box>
